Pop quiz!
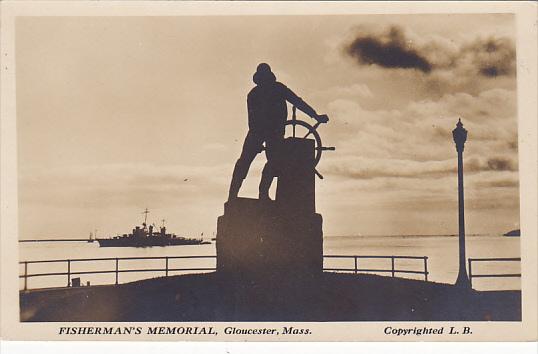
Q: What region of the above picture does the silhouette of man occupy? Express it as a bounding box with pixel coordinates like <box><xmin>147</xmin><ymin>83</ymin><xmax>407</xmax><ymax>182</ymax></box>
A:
<box><xmin>228</xmin><ymin>63</ymin><xmax>328</xmax><ymax>201</ymax></box>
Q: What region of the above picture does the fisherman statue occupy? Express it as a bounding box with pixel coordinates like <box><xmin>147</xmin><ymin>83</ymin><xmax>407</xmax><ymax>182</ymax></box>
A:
<box><xmin>228</xmin><ymin>63</ymin><xmax>329</xmax><ymax>201</ymax></box>
<box><xmin>217</xmin><ymin>63</ymin><xmax>333</xmax><ymax>278</ymax></box>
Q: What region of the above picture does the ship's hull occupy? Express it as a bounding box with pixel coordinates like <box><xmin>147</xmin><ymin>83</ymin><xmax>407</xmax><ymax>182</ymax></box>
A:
<box><xmin>97</xmin><ymin>236</ymin><xmax>205</xmax><ymax>248</ymax></box>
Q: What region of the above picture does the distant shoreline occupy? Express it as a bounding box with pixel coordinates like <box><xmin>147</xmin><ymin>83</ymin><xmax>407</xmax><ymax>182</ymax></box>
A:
<box><xmin>19</xmin><ymin>239</ymin><xmax>91</xmax><ymax>243</ymax></box>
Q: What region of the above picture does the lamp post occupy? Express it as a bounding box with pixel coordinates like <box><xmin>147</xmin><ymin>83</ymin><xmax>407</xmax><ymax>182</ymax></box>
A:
<box><xmin>452</xmin><ymin>118</ymin><xmax>470</xmax><ymax>288</ymax></box>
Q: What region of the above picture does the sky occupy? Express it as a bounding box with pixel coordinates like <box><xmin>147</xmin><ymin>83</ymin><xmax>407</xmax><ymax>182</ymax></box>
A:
<box><xmin>16</xmin><ymin>14</ymin><xmax>519</xmax><ymax>239</ymax></box>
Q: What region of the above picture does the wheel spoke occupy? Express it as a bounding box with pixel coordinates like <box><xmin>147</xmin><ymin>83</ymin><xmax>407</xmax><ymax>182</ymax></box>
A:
<box><xmin>303</xmin><ymin>122</ymin><xmax>320</xmax><ymax>138</ymax></box>
<box><xmin>284</xmin><ymin>119</ymin><xmax>327</xmax><ymax>167</ymax></box>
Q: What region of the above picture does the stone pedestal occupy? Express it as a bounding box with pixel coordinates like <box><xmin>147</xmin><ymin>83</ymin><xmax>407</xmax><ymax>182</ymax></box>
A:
<box><xmin>275</xmin><ymin>137</ymin><xmax>316</xmax><ymax>215</ymax></box>
<box><xmin>217</xmin><ymin>138</ymin><xmax>323</xmax><ymax>280</ymax></box>
<box><xmin>216</xmin><ymin>198</ymin><xmax>323</xmax><ymax>278</ymax></box>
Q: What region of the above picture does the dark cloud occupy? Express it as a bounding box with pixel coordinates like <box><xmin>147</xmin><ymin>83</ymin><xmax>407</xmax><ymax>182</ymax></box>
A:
<box><xmin>346</xmin><ymin>26</ymin><xmax>432</xmax><ymax>73</ymax></box>
<box><xmin>345</xmin><ymin>27</ymin><xmax>516</xmax><ymax>78</ymax></box>
<box><xmin>465</xmin><ymin>157</ymin><xmax>517</xmax><ymax>173</ymax></box>
<box><xmin>462</xmin><ymin>37</ymin><xmax>516</xmax><ymax>78</ymax></box>
<box><xmin>486</xmin><ymin>157</ymin><xmax>516</xmax><ymax>171</ymax></box>
<box><xmin>480</xmin><ymin>67</ymin><xmax>499</xmax><ymax>77</ymax></box>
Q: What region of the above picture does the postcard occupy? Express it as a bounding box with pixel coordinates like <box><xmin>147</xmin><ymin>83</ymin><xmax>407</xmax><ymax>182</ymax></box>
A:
<box><xmin>1</xmin><ymin>0</ymin><xmax>536</xmax><ymax>342</ymax></box>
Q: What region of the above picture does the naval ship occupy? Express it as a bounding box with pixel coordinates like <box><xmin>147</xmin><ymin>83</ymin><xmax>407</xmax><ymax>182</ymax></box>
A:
<box><xmin>97</xmin><ymin>209</ymin><xmax>209</xmax><ymax>248</ymax></box>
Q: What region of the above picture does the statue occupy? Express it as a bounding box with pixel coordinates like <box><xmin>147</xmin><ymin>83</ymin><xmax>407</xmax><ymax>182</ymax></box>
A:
<box><xmin>217</xmin><ymin>63</ymin><xmax>334</xmax><ymax>280</ymax></box>
<box><xmin>228</xmin><ymin>63</ymin><xmax>329</xmax><ymax>201</ymax></box>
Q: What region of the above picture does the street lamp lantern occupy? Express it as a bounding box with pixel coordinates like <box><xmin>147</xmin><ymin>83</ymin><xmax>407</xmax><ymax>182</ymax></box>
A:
<box><xmin>453</xmin><ymin>118</ymin><xmax>468</xmax><ymax>152</ymax></box>
<box><xmin>452</xmin><ymin>118</ymin><xmax>471</xmax><ymax>288</ymax></box>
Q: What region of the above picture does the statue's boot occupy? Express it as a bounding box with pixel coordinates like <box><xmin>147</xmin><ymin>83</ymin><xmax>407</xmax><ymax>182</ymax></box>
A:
<box><xmin>228</xmin><ymin>161</ymin><xmax>246</xmax><ymax>201</ymax></box>
<box><xmin>228</xmin><ymin>176</ymin><xmax>243</xmax><ymax>201</ymax></box>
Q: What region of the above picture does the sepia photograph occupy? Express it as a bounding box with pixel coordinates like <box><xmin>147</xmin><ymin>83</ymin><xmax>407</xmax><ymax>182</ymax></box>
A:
<box><xmin>1</xmin><ymin>1</ymin><xmax>537</xmax><ymax>342</ymax></box>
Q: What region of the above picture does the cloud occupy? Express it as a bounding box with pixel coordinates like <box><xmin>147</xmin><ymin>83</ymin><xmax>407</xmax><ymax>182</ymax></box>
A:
<box><xmin>325</xmin><ymin>156</ymin><xmax>452</xmax><ymax>179</ymax></box>
<box><xmin>461</xmin><ymin>37</ymin><xmax>516</xmax><ymax>78</ymax></box>
<box><xmin>346</xmin><ymin>26</ymin><xmax>432</xmax><ymax>73</ymax></box>
<box><xmin>464</xmin><ymin>156</ymin><xmax>519</xmax><ymax>173</ymax></box>
<box><xmin>316</xmin><ymin>83</ymin><xmax>519</xmax><ymax>207</ymax></box>
<box><xmin>323</xmin><ymin>87</ymin><xmax>518</xmax><ymax>168</ymax></box>
<box><xmin>485</xmin><ymin>157</ymin><xmax>517</xmax><ymax>171</ymax></box>
<box><xmin>473</xmin><ymin>177</ymin><xmax>519</xmax><ymax>188</ymax></box>
<box><xmin>344</xmin><ymin>26</ymin><xmax>516</xmax><ymax>79</ymax></box>
<box><xmin>325</xmin><ymin>154</ymin><xmax>518</xmax><ymax>181</ymax></box>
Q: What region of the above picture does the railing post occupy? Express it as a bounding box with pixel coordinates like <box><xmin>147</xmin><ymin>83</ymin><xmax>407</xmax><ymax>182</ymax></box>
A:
<box><xmin>391</xmin><ymin>257</ymin><xmax>395</xmax><ymax>277</ymax></box>
<box><xmin>115</xmin><ymin>258</ymin><xmax>119</xmax><ymax>285</ymax></box>
<box><xmin>24</xmin><ymin>261</ymin><xmax>28</xmax><ymax>291</ymax></box>
<box><xmin>424</xmin><ymin>257</ymin><xmax>428</xmax><ymax>282</ymax></box>
<box><xmin>292</xmin><ymin>105</ymin><xmax>297</xmax><ymax>137</ymax></box>
<box><xmin>165</xmin><ymin>257</ymin><xmax>169</xmax><ymax>277</ymax></box>
<box><xmin>67</xmin><ymin>260</ymin><xmax>71</xmax><ymax>287</ymax></box>
<box><xmin>468</xmin><ymin>258</ymin><xmax>473</xmax><ymax>289</ymax></box>
<box><xmin>354</xmin><ymin>256</ymin><xmax>358</xmax><ymax>274</ymax></box>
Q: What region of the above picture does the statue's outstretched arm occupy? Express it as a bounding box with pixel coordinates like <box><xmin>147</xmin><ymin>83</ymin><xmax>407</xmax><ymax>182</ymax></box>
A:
<box><xmin>281</xmin><ymin>84</ymin><xmax>317</xmax><ymax>118</ymax></box>
<box><xmin>281</xmin><ymin>84</ymin><xmax>328</xmax><ymax>123</ymax></box>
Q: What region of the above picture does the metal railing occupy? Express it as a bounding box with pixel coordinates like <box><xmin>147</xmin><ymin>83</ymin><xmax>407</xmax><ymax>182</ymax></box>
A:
<box><xmin>19</xmin><ymin>255</ymin><xmax>216</xmax><ymax>291</ymax></box>
<box><xmin>468</xmin><ymin>257</ymin><xmax>521</xmax><ymax>288</ymax></box>
<box><xmin>20</xmin><ymin>254</ymin><xmax>429</xmax><ymax>290</ymax></box>
<box><xmin>324</xmin><ymin>255</ymin><xmax>429</xmax><ymax>281</ymax></box>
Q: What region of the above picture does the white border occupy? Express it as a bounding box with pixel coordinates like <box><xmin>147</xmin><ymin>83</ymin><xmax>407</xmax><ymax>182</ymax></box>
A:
<box><xmin>1</xmin><ymin>0</ymin><xmax>536</xmax><ymax>343</ymax></box>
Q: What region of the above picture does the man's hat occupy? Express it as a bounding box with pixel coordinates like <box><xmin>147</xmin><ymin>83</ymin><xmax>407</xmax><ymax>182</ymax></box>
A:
<box><xmin>253</xmin><ymin>63</ymin><xmax>276</xmax><ymax>85</ymax></box>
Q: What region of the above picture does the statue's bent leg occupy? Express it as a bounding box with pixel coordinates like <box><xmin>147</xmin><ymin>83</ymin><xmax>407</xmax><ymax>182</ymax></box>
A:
<box><xmin>228</xmin><ymin>132</ymin><xmax>262</xmax><ymax>200</ymax></box>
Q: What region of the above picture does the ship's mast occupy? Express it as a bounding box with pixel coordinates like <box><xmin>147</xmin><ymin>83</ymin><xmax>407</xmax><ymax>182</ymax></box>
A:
<box><xmin>142</xmin><ymin>208</ymin><xmax>150</xmax><ymax>225</ymax></box>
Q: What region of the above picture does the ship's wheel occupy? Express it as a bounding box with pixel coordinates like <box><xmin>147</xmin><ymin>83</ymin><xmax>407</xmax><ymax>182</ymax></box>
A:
<box><xmin>284</xmin><ymin>106</ymin><xmax>335</xmax><ymax>179</ymax></box>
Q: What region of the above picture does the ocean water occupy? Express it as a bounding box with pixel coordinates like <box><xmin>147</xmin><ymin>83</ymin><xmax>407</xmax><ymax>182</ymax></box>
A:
<box><xmin>19</xmin><ymin>235</ymin><xmax>521</xmax><ymax>291</ymax></box>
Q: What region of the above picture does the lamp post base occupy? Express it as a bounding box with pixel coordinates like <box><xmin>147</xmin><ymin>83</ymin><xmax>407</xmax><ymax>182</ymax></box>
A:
<box><xmin>455</xmin><ymin>270</ymin><xmax>471</xmax><ymax>289</ymax></box>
